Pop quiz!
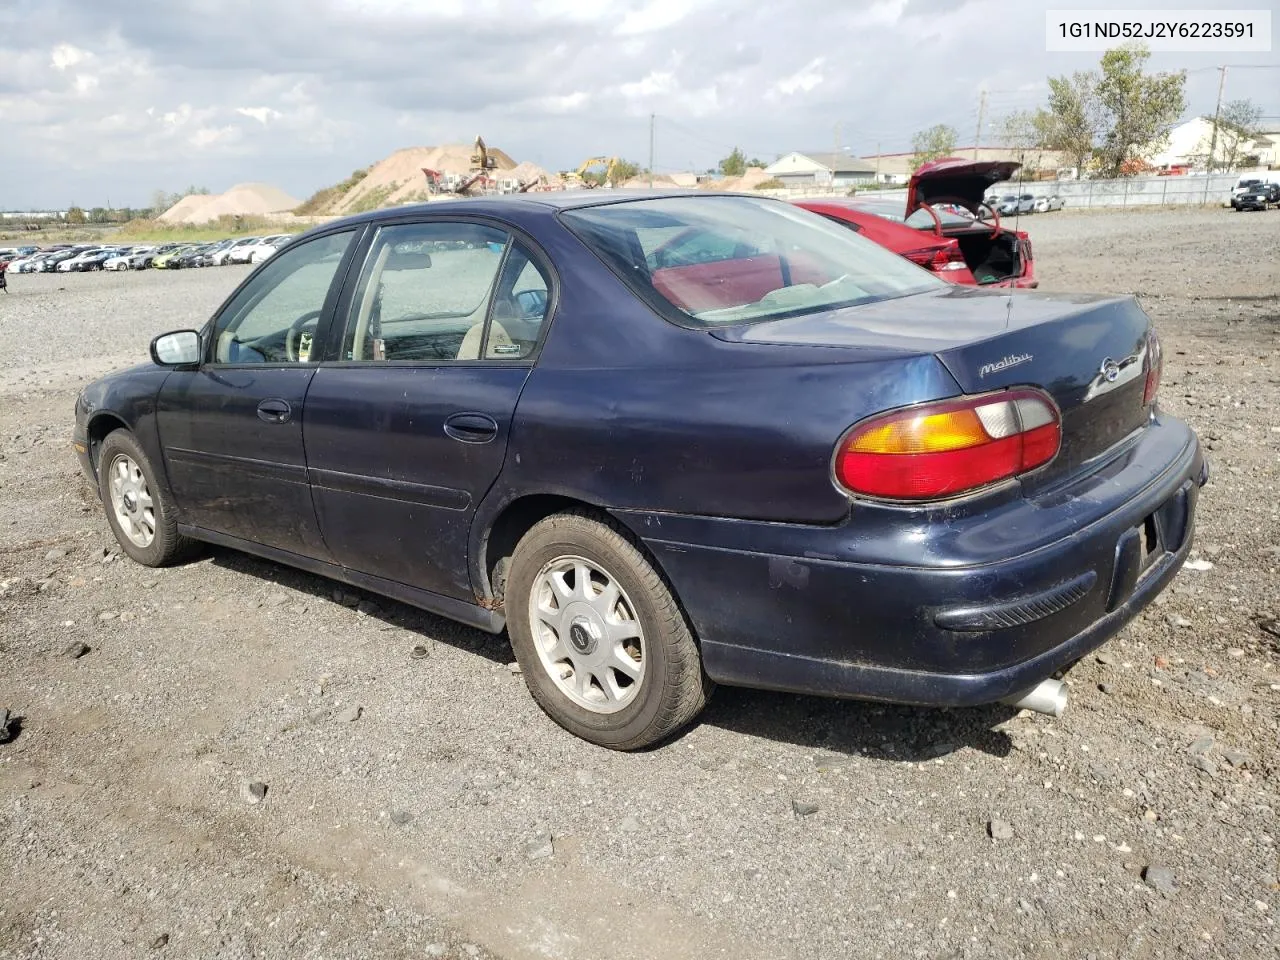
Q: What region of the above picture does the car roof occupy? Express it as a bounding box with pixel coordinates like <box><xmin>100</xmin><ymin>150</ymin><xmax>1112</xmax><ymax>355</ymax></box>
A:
<box><xmin>332</xmin><ymin>189</ymin><xmax>738</xmax><ymax>225</ymax></box>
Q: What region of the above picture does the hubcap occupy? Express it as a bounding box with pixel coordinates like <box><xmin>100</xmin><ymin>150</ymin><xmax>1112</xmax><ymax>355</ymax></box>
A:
<box><xmin>108</xmin><ymin>454</ymin><xmax>155</xmax><ymax>548</ymax></box>
<box><xmin>529</xmin><ymin>556</ymin><xmax>645</xmax><ymax>714</ymax></box>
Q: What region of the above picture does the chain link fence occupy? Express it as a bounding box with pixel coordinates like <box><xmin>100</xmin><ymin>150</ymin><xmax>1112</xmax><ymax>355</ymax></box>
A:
<box><xmin>762</xmin><ymin>172</ymin><xmax>1252</xmax><ymax>208</ymax></box>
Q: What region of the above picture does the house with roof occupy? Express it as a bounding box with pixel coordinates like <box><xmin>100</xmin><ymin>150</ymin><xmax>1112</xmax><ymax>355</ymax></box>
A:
<box><xmin>1248</xmin><ymin>130</ymin><xmax>1278</xmax><ymax>167</ymax></box>
<box><xmin>859</xmin><ymin>146</ymin><xmax>1073</xmax><ymax>183</ymax></box>
<box><xmin>763</xmin><ymin>152</ymin><xmax>876</xmax><ymax>188</ymax></box>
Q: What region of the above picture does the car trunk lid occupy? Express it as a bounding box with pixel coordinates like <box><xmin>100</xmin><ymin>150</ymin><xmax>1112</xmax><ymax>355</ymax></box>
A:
<box><xmin>712</xmin><ymin>287</ymin><xmax>1155</xmax><ymax>490</ymax></box>
<box><xmin>907</xmin><ymin>158</ymin><xmax>1022</xmax><ymax>217</ymax></box>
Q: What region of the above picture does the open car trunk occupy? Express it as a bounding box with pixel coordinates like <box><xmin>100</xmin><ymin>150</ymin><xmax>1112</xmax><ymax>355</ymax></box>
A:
<box><xmin>948</xmin><ymin>228</ymin><xmax>1021</xmax><ymax>285</ymax></box>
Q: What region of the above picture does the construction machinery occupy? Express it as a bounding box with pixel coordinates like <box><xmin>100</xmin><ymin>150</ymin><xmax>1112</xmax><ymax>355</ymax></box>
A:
<box><xmin>574</xmin><ymin>156</ymin><xmax>623</xmax><ymax>188</ymax></box>
<box><xmin>422</xmin><ymin>136</ymin><xmax>501</xmax><ymax>197</ymax></box>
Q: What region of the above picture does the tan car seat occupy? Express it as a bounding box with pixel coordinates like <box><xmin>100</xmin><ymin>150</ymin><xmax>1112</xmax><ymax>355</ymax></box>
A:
<box><xmin>455</xmin><ymin>299</ymin><xmax>542</xmax><ymax>360</ymax></box>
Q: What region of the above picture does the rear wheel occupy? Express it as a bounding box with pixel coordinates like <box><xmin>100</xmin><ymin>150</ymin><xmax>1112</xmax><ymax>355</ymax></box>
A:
<box><xmin>97</xmin><ymin>431</ymin><xmax>197</xmax><ymax>567</ymax></box>
<box><xmin>506</xmin><ymin>512</ymin><xmax>711</xmax><ymax>750</ymax></box>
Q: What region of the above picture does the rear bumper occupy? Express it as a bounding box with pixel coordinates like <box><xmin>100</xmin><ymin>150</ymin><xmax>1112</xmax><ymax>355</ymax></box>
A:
<box><xmin>617</xmin><ymin>415</ymin><xmax>1205</xmax><ymax>707</ymax></box>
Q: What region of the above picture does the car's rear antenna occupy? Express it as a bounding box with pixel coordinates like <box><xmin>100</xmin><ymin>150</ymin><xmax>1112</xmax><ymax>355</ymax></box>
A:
<box><xmin>1012</xmin><ymin>149</ymin><xmax>1026</xmax><ymax>236</ymax></box>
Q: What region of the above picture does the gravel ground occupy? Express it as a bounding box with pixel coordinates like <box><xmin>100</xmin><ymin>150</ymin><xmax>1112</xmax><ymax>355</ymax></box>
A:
<box><xmin>1</xmin><ymin>207</ymin><xmax>1278</xmax><ymax>960</ymax></box>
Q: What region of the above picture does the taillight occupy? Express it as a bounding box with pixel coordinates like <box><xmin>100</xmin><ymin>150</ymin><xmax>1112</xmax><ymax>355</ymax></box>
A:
<box><xmin>904</xmin><ymin>244</ymin><xmax>967</xmax><ymax>272</ymax></box>
<box><xmin>834</xmin><ymin>389</ymin><xmax>1062</xmax><ymax>500</ymax></box>
<box><xmin>1143</xmin><ymin>329</ymin><xmax>1162</xmax><ymax>406</ymax></box>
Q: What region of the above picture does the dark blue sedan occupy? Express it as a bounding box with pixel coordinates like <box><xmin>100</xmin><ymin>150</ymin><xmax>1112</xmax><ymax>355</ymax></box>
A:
<box><xmin>73</xmin><ymin>191</ymin><xmax>1207</xmax><ymax>749</ymax></box>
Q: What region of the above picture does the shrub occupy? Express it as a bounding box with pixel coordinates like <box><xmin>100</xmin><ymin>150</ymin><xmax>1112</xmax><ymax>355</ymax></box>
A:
<box><xmin>295</xmin><ymin>167</ymin><xmax>372</xmax><ymax>215</ymax></box>
<box><xmin>753</xmin><ymin>178</ymin><xmax>785</xmax><ymax>190</ymax></box>
<box><xmin>346</xmin><ymin>182</ymin><xmax>401</xmax><ymax>214</ymax></box>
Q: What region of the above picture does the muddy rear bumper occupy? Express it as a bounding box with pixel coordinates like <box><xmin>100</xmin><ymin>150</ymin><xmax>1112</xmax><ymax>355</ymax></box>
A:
<box><xmin>616</xmin><ymin>415</ymin><xmax>1206</xmax><ymax>707</ymax></box>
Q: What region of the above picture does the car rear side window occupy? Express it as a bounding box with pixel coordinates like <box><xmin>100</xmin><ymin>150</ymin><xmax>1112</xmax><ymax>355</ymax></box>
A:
<box><xmin>562</xmin><ymin>195</ymin><xmax>941</xmax><ymax>328</ymax></box>
<box><xmin>340</xmin><ymin>222</ymin><xmax>550</xmax><ymax>363</ymax></box>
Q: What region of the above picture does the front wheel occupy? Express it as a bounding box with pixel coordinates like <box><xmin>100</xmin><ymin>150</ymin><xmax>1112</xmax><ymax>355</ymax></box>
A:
<box><xmin>506</xmin><ymin>512</ymin><xmax>712</xmax><ymax>750</ymax></box>
<box><xmin>97</xmin><ymin>431</ymin><xmax>197</xmax><ymax>567</ymax></box>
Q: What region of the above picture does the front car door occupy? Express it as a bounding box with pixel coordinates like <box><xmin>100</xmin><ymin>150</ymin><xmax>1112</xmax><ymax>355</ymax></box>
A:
<box><xmin>304</xmin><ymin>219</ymin><xmax>553</xmax><ymax>600</ymax></box>
<box><xmin>155</xmin><ymin>228</ymin><xmax>359</xmax><ymax>557</ymax></box>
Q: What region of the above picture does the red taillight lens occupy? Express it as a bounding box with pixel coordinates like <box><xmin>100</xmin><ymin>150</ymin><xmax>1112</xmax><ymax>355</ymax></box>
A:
<box><xmin>1143</xmin><ymin>329</ymin><xmax>1162</xmax><ymax>406</ymax></box>
<box><xmin>834</xmin><ymin>389</ymin><xmax>1062</xmax><ymax>500</ymax></box>
<box><xmin>904</xmin><ymin>244</ymin><xmax>967</xmax><ymax>272</ymax></box>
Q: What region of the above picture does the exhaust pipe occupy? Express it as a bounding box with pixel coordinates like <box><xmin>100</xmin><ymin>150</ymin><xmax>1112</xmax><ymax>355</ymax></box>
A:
<box><xmin>1001</xmin><ymin>678</ymin><xmax>1068</xmax><ymax>717</ymax></box>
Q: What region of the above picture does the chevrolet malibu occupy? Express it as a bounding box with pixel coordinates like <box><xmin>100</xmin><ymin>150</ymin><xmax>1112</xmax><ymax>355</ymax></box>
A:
<box><xmin>73</xmin><ymin>192</ymin><xmax>1206</xmax><ymax>749</ymax></box>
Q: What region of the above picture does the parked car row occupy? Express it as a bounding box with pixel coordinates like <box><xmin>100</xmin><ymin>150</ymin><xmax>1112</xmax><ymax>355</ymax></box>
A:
<box><xmin>0</xmin><ymin>235</ymin><xmax>295</xmax><ymax>275</ymax></box>
<box><xmin>981</xmin><ymin>193</ymin><xmax>1067</xmax><ymax>216</ymax></box>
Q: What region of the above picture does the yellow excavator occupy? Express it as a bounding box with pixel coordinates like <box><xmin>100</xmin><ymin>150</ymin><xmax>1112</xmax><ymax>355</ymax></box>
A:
<box><xmin>424</xmin><ymin>136</ymin><xmax>499</xmax><ymax>196</ymax></box>
<box><xmin>575</xmin><ymin>156</ymin><xmax>622</xmax><ymax>188</ymax></box>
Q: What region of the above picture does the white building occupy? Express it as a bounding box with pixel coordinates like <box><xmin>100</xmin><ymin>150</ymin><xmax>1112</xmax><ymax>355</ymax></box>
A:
<box><xmin>1149</xmin><ymin>117</ymin><xmax>1272</xmax><ymax>170</ymax></box>
<box><xmin>1247</xmin><ymin>130</ymin><xmax>1279</xmax><ymax>167</ymax></box>
<box><xmin>764</xmin><ymin>152</ymin><xmax>876</xmax><ymax>188</ymax></box>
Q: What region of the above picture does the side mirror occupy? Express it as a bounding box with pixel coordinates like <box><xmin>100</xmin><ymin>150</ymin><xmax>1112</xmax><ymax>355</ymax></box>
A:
<box><xmin>150</xmin><ymin>330</ymin><xmax>201</xmax><ymax>367</ymax></box>
<box><xmin>515</xmin><ymin>289</ymin><xmax>548</xmax><ymax>318</ymax></box>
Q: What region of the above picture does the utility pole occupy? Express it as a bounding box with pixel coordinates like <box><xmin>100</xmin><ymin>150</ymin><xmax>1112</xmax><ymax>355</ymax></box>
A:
<box><xmin>874</xmin><ymin>141</ymin><xmax>881</xmax><ymax>184</ymax></box>
<box><xmin>1204</xmin><ymin>66</ymin><xmax>1227</xmax><ymax>203</ymax></box>
<box><xmin>973</xmin><ymin>89</ymin><xmax>987</xmax><ymax>160</ymax></box>
<box><xmin>1206</xmin><ymin>66</ymin><xmax>1227</xmax><ymax>173</ymax></box>
<box><xmin>834</xmin><ymin>121</ymin><xmax>842</xmax><ymax>190</ymax></box>
<box><xmin>648</xmin><ymin>113</ymin><xmax>655</xmax><ymax>188</ymax></box>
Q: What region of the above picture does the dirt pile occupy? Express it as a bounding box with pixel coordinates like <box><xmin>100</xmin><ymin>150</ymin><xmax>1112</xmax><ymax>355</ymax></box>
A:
<box><xmin>157</xmin><ymin>183</ymin><xmax>300</xmax><ymax>224</ymax></box>
<box><xmin>621</xmin><ymin>174</ymin><xmax>682</xmax><ymax>189</ymax></box>
<box><xmin>708</xmin><ymin>166</ymin><xmax>771</xmax><ymax>191</ymax></box>
<box><xmin>324</xmin><ymin>143</ymin><xmax>519</xmax><ymax>214</ymax></box>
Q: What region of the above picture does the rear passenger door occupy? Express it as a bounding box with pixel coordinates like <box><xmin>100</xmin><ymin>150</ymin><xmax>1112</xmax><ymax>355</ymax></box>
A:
<box><xmin>304</xmin><ymin>219</ymin><xmax>553</xmax><ymax>601</ymax></box>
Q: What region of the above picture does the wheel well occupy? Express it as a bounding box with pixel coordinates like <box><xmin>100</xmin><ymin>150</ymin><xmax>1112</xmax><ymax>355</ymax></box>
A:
<box><xmin>481</xmin><ymin>495</ymin><xmax>593</xmax><ymax>604</ymax></box>
<box><xmin>479</xmin><ymin>494</ymin><xmax>701</xmax><ymax>650</ymax></box>
<box><xmin>87</xmin><ymin>414</ymin><xmax>128</xmax><ymax>474</ymax></box>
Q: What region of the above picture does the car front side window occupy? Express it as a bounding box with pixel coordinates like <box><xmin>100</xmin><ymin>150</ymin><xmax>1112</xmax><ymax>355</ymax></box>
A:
<box><xmin>211</xmin><ymin>230</ymin><xmax>354</xmax><ymax>364</ymax></box>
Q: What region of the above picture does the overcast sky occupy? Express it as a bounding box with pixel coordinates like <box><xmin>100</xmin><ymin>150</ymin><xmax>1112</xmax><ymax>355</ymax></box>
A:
<box><xmin>2</xmin><ymin>0</ymin><xmax>1276</xmax><ymax>209</ymax></box>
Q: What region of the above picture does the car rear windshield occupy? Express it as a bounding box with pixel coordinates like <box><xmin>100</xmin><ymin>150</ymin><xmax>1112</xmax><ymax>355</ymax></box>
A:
<box><xmin>561</xmin><ymin>195</ymin><xmax>943</xmax><ymax>327</ymax></box>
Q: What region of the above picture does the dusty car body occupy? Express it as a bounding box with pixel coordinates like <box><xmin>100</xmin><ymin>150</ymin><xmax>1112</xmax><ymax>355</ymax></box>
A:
<box><xmin>73</xmin><ymin>191</ymin><xmax>1206</xmax><ymax>749</ymax></box>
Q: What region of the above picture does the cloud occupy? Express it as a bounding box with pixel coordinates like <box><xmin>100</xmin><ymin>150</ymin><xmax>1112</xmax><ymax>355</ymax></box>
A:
<box><xmin>190</xmin><ymin>126</ymin><xmax>241</xmax><ymax>148</ymax></box>
<box><xmin>615</xmin><ymin>0</ymin><xmax>700</xmax><ymax>36</ymax></box>
<box><xmin>620</xmin><ymin>70</ymin><xmax>679</xmax><ymax>101</ymax></box>
<box><xmin>237</xmin><ymin>106</ymin><xmax>284</xmax><ymax>124</ymax></box>
<box><xmin>0</xmin><ymin>0</ymin><xmax>1272</xmax><ymax>208</ymax></box>
<box><xmin>50</xmin><ymin>43</ymin><xmax>87</xmax><ymax>70</ymax></box>
<box><xmin>769</xmin><ymin>57</ymin><xmax>825</xmax><ymax>99</ymax></box>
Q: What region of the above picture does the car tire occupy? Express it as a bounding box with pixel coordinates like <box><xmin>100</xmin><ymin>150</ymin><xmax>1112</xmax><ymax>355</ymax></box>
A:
<box><xmin>506</xmin><ymin>511</ymin><xmax>712</xmax><ymax>750</ymax></box>
<box><xmin>97</xmin><ymin>430</ymin><xmax>197</xmax><ymax>567</ymax></box>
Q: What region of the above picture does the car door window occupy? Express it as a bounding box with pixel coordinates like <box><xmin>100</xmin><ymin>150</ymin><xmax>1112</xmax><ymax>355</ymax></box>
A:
<box><xmin>211</xmin><ymin>230</ymin><xmax>354</xmax><ymax>364</ymax></box>
<box><xmin>480</xmin><ymin>242</ymin><xmax>551</xmax><ymax>360</ymax></box>
<box><xmin>341</xmin><ymin>222</ymin><xmax>549</xmax><ymax>362</ymax></box>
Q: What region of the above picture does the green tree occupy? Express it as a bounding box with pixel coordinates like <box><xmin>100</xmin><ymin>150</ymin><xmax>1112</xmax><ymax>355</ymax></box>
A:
<box><xmin>1210</xmin><ymin>99</ymin><xmax>1263</xmax><ymax>171</ymax></box>
<box><xmin>149</xmin><ymin>185</ymin><xmax>211</xmax><ymax>216</ymax></box>
<box><xmin>909</xmin><ymin>124</ymin><xmax>958</xmax><ymax>171</ymax></box>
<box><xmin>1093</xmin><ymin>43</ymin><xmax>1186</xmax><ymax>177</ymax></box>
<box><xmin>747</xmin><ymin>157</ymin><xmax>765</xmax><ymax>168</ymax></box>
<box><xmin>1038</xmin><ymin>71</ymin><xmax>1101</xmax><ymax>175</ymax></box>
<box><xmin>65</xmin><ymin>206</ymin><xmax>87</xmax><ymax>224</ymax></box>
<box><xmin>719</xmin><ymin>147</ymin><xmax>747</xmax><ymax>177</ymax></box>
<box><xmin>612</xmin><ymin>159</ymin><xmax>641</xmax><ymax>183</ymax></box>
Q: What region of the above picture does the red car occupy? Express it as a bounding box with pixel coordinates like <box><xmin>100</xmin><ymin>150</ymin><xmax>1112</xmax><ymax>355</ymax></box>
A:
<box><xmin>795</xmin><ymin>158</ymin><xmax>1037</xmax><ymax>289</ymax></box>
